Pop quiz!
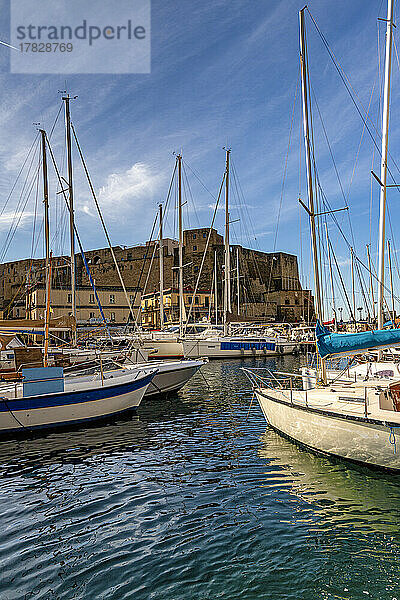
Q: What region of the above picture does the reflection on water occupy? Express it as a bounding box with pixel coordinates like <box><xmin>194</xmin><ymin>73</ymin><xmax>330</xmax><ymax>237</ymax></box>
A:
<box><xmin>0</xmin><ymin>355</ymin><xmax>399</xmax><ymax>600</ymax></box>
<box><xmin>259</xmin><ymin>430</ymin><xmax>400</xmax><ymax>535</ymax></box>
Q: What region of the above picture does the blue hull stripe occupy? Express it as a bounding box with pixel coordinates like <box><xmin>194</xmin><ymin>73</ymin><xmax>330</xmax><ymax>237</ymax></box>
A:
<box><xmin>0</xmin><ymin>372</ymin><xmax>154</xmax><ymax>412</ymax></box>
<box><xmin>220</xmin><ymin>341</ymin><xmax>276</xmax><ymax>351</ymax></box>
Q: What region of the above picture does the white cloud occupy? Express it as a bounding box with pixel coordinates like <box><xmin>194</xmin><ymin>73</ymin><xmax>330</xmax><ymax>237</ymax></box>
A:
<box><xmin>0</xmin><ymin>211</ymin><xmax>35</xmax><ymax>230</ymax></box>
<box><xmin>96</xmin><ymin>162</ymin><xmax>164</xmax><ymax>218</ymax></box>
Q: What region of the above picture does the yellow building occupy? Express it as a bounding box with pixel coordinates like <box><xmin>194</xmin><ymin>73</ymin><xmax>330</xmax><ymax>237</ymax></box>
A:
<box><xmin>141</xmin><ymin>287</ymin><xmax>212</xmax><ymax>329</ymax></box>
<box><xmin>24</xmin><ymin>285</ymin><xmax>141</xmax><ymax>325</ymax></box>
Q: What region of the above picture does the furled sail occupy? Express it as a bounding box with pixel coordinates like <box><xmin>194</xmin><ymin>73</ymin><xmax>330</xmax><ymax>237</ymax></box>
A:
<box><xmin>316</xmin><ymin>321</ymin><xmax>400</xmax><ymax>359</ymax></box>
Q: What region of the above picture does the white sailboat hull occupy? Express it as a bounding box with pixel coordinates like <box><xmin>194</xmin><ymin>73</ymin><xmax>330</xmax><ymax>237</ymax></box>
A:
<box><xmin>130</xmin><ymin>339</ymin><xmax>184</xmax><ymax>359</ymax></box>
<box><xmin>0</xmin><ymin>370</ymin><xmax>155</xmax><ymax>433</ymax></box>
<box><xmin>128</xmin><ymin>359</ymin><xmax>205</xmax><ymax>397</ymax></box>
<box><xmin>256</xmin><ymin>388</ymin><xmax>400</xmax><ymax>471</ymax></box>
<box><xmin>183</xmin><ymin>339</ymin><xmax>297</xmax><ymax>359</ymax></box>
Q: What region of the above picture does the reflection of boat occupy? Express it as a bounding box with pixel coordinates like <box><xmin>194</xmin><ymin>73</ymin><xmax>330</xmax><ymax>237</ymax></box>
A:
<box><xmin>258</xmin><ymin>429</ymin><xmax>400</xmax><ymax>534</ymax></box>
<box><xmin>0</xmin><ymin>414</ymin><xmax>150</xmax><ymax>477</ymax></box>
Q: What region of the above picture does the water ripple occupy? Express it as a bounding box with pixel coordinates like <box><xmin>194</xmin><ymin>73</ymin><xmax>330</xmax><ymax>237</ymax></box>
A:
<box><xmin>0</xmin><ymin>357</ymin><xmax>399</xmax><ymax>599</ymax></box>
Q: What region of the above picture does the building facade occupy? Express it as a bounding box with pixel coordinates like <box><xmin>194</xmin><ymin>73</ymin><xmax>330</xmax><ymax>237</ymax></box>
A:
<box><xmin>0</xmin><ymin>228</ymin><xmax>313</xmax><ymax>325</ymax></box>
<box><xmin>26</xmin><ymin>285</ymin><xmax>141</xmax><ymax>326</ymax></box>
<box><xmin>141</xmin><ymin>288</ymin><xmax>212</xmax><ymax>329</ymax></box>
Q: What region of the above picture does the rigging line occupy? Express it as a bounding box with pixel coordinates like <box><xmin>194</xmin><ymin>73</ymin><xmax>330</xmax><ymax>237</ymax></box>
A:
<box><xmin>365</xmin><ymin>238</ymin><xmax>394</xmax><ymax>318</ymax></box>
<box><xmin>346</xmin><ymin>74</ymin><xmax>377</xmax><ymax>200</ymax></box>
<box><xmin>386</xmin><ymin>204</ymin><xmax>400</xmax><ymax>296</ymax></box>
<box><xmin>185</xmin><ymin>172</ymin><xmax>226</xmax><ymax>327</ymax></box>
<box><xmin>328</xmin><ymin>235</ymin><xmax>355</xmax><ymax>321</ymax></box>
<box><xmin>0</xmin><ymin>137</ymin><xmax>41</xmax><ymax>251</ymax></box>
<box><xmin>162</xmin><ymin>160</ymin><xmax>178</xmax><ymax>231</ymax></box>
<box><xmin>181</xmin><ymin>161</ymin><xmax>201</xmax><ymax>230</ymax></box>
<box><xmin>126</xmin><ymin>211</ymin><xmax>159</xmax><ymax>331</ymax></box>
<box><xmin>306</xmin><ymin>8</ymin><xmax>382</xmax><ymax>151</ymax></box>
<box><xmin>229</xmin><ymin>162</ymin><xmax>270</xmax><ymax>301</ymax></box>
<box><xmin>230</xmin><ymin>160</ymin><xmax>257</xmax><ymax>245</ymax></box>
<box><xmin>266</xmin><ymin>73</ymin><xmax>299</xmax><ymax>296</ymax></box>
<box><xmin>45</xmin><ymin>134</ymin><xmax>112</xmax><ymax>339</ymax></box>
<box><xmin>48</xmin><ymin>104</ymin><xmax>63</xmax><ymax>140</ymax></box>
<box><xmin>182</xmin><ymin>160</ymin><xmax>219</xmax><ymax>202</ymax></box>
<box><xmin>315</xmin><ymin>173</ymin><xmax>400</xmax><ymax>302</ymax></box>
<box><xmin>30</xmin><ymin>160</ymin><xmax>40</xmax><ymax>260</ymax></box>
<box><xmin>307</xmin><ymin>6</ymin><xmax>400</xmax><ymax>189</ymax></box>
<box><xmin>354</xmin><ymin>257</ymin><xmax>372</xmax><ymax>320</ymax></box>
<box><xmin>0</xmin><ymin>162</ymin><xmax>41</xmax><ymax>262</ymax></box>
<box><xmin>71</xmin><ymin>123</ymin><xmax>138</xmax><ymax>325</ymax></box>
<box><xmin>0</xmin><ymin>133</ymin><xmax>40</xmax><ymax>220</ymax></box>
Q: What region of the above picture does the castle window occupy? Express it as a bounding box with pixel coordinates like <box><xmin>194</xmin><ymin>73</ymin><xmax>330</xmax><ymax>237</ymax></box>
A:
<box><xmin>193</xmin><ymin>245</ymin><xmax>197</xmax><ymax>251</ymax></box>
<box><xmin>68</xmin><ymin>293</ymin><xmax>72</xmax><ymax>303</ymax></box>
<box><xmin>203</xmin><ymin>232</ymin><xmax>207</xmax><ymax>238</ymax></box>
<box><xmin>89</xmin><ymin>294</ymin><xmax>95</xmax><ymax>303</ymax></box>
<box><xmin>193</xmin><ymin>234</ymin><xmax>197</xmax><ymax>239</ymax></box>
<box><xmin>110</xmin><ymin>294</ymin><xmax>115</xmax><ymax>304</ymax></box>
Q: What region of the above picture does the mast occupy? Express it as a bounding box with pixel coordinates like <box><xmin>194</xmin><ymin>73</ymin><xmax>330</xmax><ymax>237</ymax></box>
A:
<box><xmin>223</xmin><ymin>147</ymin><xmax>231</xmax><ymax>335</ymax></box>
<box><xmin>351</xmin><ymin>247</ymin><xmax>356</xmax><ymax>324</ymax></box>
<box><xmin>62</xmin><ymin>94</ymin><xmax>77</xmax><ymax>345</ymax></box>
<box><xmin>177</xmin><ymin>154</ymin><xmax>184</xmax><ymax>336</ymax></box>
<box><xmin>299</xmin><ymin>8</ymin><xmax>326</xmax><ymax>382</ymax></box>
<box><xmin>159</xmin><ymin>203</ymin><xmax>164</xmax><ymax>330</ymax></box>
<box><xmin>388</xmin><ymin>239</ymin><xmax>395</xmax><ymax>325</ymax></box>
<box><xmin>214</xmin><ymin>250</ymin><xmax>218</xmax><ymax>325</ymax></box>
<box><xmin>366</xmin><ymin>244</ymin><xmax>376</xmax><ymax>324</ymax></box>
<box><xmin>377</xmin><ymin>0</ymin><xmax>394</xmax><ymax>331</ymax></box>
<box><xmin>40</xmin><ymin>129</ymin><xmax>51</xmax><ymax>366</ymax></box>
<box><xmin>236</xmin><ymin>247</ymin><xmax>240</xmax><ymax>315</ymax></box>
<box><xmin>325</xmin><ymin>223</ymin><xmax>337</xmax><ymax>331</ymax></box>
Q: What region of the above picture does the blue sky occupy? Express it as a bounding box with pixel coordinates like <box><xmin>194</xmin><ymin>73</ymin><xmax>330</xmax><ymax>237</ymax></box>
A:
<box><xmin>0</xmin><ymin>0</ymin><xmax>399</xmax><ymax>318</ymax></box>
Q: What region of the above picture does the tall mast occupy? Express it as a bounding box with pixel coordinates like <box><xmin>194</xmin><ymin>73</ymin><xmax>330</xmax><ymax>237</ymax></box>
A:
<box><xmin>366</xmin><ymin>244</ymin><xmax>376</xmax><ymax>324</ymax></box>
<box><xmin>351</xmin><ymin>247</ymin><xmax>356</xmax><ymax>323</ymax></box>
<box><xmin>177</xmin><ymin>154</ymin><xmax>184</xmax><ymax>336</ymax></box>
<box><xmin>159</xmin><ymin>203</ymin><xmax>164</xmax><ymax>330</ymax></box>
<box><xmin>299</xmin><ymin>8</ymin><xmax>326</xmax><ymax>382</ymax></box>
<box><xmin>214</xmin><ymin>250</ymin><xmax>218</xmax><ymax>325</ymax></box>
<box><xmin>388</xmin><ymin>239</ymin><xmax>395</xmax><ymax>324</ymax></box>
<box><xmin>377</xmin><ymin>0</ymin><xmax>394</xmax><ymax>331</ymax></box>
<box><xmin>223</xmin><ymin>147</ymin><xmax>231</xmax><ymax>335</ymax></box>
<box><xmin>40</xmin><ymin>129</ymin><xmax>51</xmax><ymax>365</ymax></box>
<box><xmin>62</xmin><ymin>94</ymin><xmax>77</xmax><ymax>345</ymax></box>
<box><xmin>325</xmin><ymin>223</ymin><xmax>337</xmax><ymax>331</ymax></box>
<box><xmin>236</xmin><ymin>247</ymin><xmax>240</xmax><ymax>315</ymax></box>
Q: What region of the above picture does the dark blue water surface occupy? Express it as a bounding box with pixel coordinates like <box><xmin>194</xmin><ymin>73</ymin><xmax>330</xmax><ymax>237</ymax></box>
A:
<box><xmin>1</xmin><ymin>356</ymin><xmax>400</xmax><ymax>600</ymax></box>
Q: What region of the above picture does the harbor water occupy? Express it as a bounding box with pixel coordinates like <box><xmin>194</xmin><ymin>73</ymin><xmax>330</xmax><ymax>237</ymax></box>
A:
<box><xmin>1</xmin><ymin>355</ymin><xmax>400</xmax><ymax>599</ymax></box>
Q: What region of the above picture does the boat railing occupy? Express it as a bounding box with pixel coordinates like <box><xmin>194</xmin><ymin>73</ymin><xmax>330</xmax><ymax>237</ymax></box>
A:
<box><xmin>241</xmin><ymin>368</ymin><xmax>301</xmax><ymax>391</ymax></box>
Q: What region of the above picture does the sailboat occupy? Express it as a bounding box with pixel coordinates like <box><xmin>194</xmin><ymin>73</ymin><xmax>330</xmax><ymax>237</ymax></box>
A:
<box><xmin>182</xmin><ymin>148</ymin><xmax>297</xmax><ymax>359</ymax></box>
<box><xmin>0</xmin><ymin>128</ymin><xmax>158</xmax><ymax>434</ymax></box>
<box><xmin>249</xmin><ymin>1</ymin><xmax>400</xmax><ymax>471</ymax></box>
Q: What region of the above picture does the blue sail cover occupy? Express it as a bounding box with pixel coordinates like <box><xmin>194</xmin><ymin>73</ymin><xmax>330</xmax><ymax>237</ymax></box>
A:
<box><xmin>316</xmin><ymin>321</ymin><xmax>400</xmax><ymax>359</ymax></box>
